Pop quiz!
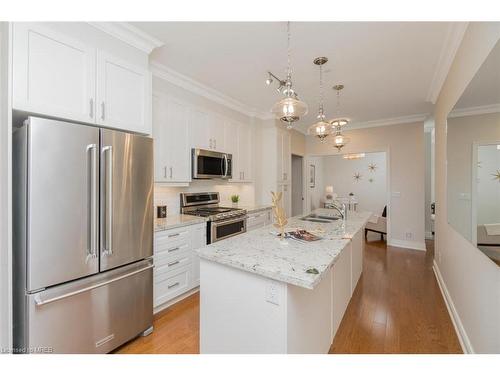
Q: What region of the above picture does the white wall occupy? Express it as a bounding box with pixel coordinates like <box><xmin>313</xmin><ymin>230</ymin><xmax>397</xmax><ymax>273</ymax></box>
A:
<box><xmin>321</xmin><ymin>152</ymin><xmax>387</xmax><ymax>215</ymax></box>
<box><xmin>434</xmin><ymin>22</ymin><xmax>500</xmax><ymax>353</ymax></box>
<box><xmin>291</xmin><ymin>155</ymin><xmax>303</xmax><ymax>216</ymax></box>
<box><xmin>0</xmin><ymin>22</ymin><xmax>12</xmax><ymax>352</ymax></box>
<box><xmin>306</xmin><ymin>122</ymin><xmax>425</xmax><ymax>250</ymax></box>
<box><xmin>424</xmin><ymin>130</ymin><xmax>433</xmax><ymax>237</ymax></box>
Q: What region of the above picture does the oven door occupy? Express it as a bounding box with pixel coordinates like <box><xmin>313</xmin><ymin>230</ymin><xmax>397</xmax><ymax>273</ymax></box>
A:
<box><xmin>192</xmin><ymin>149</ymin><xmax>232</xmax><ymax>179</ymax></box>
<box><xmin>210</xmin><ymin>217</ymin><xmax>246</xmax><ymax>243</ymax></box>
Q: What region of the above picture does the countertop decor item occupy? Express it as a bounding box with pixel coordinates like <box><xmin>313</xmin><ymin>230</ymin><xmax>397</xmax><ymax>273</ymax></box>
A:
<box><xmin>271</xmin><ymin>191</ymin><xmax>288</xmax><ymax>240</ymax></box>
<box><xmin>231</xmin><ymin>194</ymin><xmax>240</xmax><ymax>204</ymax></box>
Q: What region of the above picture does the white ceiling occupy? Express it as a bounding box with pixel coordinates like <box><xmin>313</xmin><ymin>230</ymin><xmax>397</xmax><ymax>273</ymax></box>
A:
<box><xmin>455</xmin><ymin>39</ymin><xmax>500</xmax><ymax>110</ymax></box>
<box><xmin>132</xmin><ymin>22</ymin><xmax>454</xmax><ymax>132</ymax></box>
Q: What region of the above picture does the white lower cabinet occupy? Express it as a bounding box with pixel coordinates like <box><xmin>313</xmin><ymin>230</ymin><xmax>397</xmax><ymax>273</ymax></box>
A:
<box><xmin>246</xmin><ymin>209</ymin><xmax>272</xmax><ymax>232</ymax></box>
<box><xmin>153</xmin><ymin>222</ymin><xmax>207</xmax><ymax>312</ymax></box>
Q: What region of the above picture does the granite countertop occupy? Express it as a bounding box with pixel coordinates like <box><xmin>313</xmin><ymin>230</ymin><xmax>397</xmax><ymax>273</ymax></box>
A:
<box><xmin>197</xmin><ymin>210</ymin><xmax>371</xmax><ymax>289</ymax></box>
<box><xmin>154</xmin><ymin>214</ymin><xmax>207</xmax><ymax>232</ymax></box>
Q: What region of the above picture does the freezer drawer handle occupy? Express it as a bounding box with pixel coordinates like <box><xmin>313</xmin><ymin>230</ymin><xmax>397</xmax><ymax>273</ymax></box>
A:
<box><xmin>168</xmin><ymin>260</ymin><xmax>180</xmax><ymax>267</ymax></box>
<box><xmin>168</xmin><ymin>233</ymin><xmax>180</xmax><ymax>238</ymax></box>
<box><xmin>34</xmin><ymin>264</ymin><xmax>154</xmax><ymax>307</ymax></box>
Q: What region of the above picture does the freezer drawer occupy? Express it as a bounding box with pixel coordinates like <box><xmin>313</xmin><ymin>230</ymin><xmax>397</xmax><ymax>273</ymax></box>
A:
<box><xmin>22</xmin><ymin>260</ymin><xmax>153</xmax><ymax>354</ymax></box>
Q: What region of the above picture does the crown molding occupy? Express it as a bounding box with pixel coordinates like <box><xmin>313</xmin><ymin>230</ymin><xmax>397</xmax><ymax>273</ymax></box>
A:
<box><xmin>448</xmin><ymin>103</ymin><xmax>500</xmax><ymax>118</ymax></box>
<box><xmin>88</xmin><ymin>22</ymin><xmax>163</xmax><ymax>54</ymax></box>
<box><xmin>151</xmin><ymin>61</ymin><xmax>270</xmax><ymax>119</ymax></box>
<box><xmin>343</xmin><ymin>113</ymin><xmax>428</xmax><ymax>131</ymax></box>
<box><xmin>426</xmin><ymin>22</ymin><xmax>469</xmax><ymax>104</ymax></box>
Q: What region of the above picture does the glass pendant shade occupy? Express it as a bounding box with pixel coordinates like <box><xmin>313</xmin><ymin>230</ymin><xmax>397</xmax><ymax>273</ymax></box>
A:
<box><xmin>271</xmin><ymin>96</ymin><xmax>308</xmax><ymax>123</ymax></box>
<box><xmin>330</xmin><ymin>118</ymin><xmax>349</xmax><ymax>127</ymax></box>
<box><xmin>308</xmin><ymin>120</ymin><xmax>332</xmax><ymax>142</ymax></box>
<box><xmin>332</xmin><ymin>133</ymin><xmax>350</xmax><ymax>151</ymax></box>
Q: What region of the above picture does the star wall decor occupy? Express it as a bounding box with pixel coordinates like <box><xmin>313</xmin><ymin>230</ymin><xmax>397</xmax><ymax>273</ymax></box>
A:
<box><xmin>368</xmin><ymin>163</ymin><xmax>377</xmax><ymax>172</ymax></box>
<box><xmin>477</xmin><ymin>161</ymin><xmax>482</xmax><ymax>168</ymax></box>
<box><xmin>493</xmin><ymin>170</ymin><xmax>500</xmax><ymax>182</ymax></box>
<box><xmin>368</xmin><ymin>178</ymin><xmax>374</xmax><ymax>183</ymax></box>
<box><xmin>354</xmin><ymin>172</ymin><xmax>362</xmax><ymax>182</ymax></box>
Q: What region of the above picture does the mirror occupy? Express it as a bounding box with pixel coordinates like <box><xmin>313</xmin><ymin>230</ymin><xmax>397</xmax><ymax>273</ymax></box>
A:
<box><xmin>447</xmin><ymin>39</ymin><xmax>500</xmax><ymax>266</ymax></box>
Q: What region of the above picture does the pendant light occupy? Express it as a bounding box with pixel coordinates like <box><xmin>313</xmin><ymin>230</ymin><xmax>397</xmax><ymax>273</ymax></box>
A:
<box><xmin>270</xmin><ymin>22</ymin><xmax>308</xmax><ymax>129</ymax></box>
<box><xmin>330</xmin><ymin>84</ymin><xmax>350</xmax><ymax>151</ymax></box>
<box><xmin>307</xmin><ymin>57</ymin><xmax>332</xmax><ymax>142</ymax></box>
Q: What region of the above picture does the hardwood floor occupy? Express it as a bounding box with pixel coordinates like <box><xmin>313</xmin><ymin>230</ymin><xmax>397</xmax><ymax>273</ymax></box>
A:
<box><xmin>115</xmin><ymin>238</ymin><xmax>462</xmax><ymax>354</ymax></box>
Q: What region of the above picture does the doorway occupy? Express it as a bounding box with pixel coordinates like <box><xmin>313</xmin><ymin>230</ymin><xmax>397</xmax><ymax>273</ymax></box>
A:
<box><xmin>291</xmin><ymin>154</ymin><xmax>304</xmax><ymax>216</ymax></box>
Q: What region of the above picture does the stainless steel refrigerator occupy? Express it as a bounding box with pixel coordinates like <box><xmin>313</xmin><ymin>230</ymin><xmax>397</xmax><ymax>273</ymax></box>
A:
<box><xmin>13</xmin><ymin>116</ymin><xmax>154</xmax><ymax>353</ymax></box>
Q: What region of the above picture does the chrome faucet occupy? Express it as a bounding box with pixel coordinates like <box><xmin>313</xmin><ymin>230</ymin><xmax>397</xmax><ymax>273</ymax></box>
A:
<box><xmin>330</xmin><ymin>202</ymin><xmax>347</xmax><ymax>221</ymax></box>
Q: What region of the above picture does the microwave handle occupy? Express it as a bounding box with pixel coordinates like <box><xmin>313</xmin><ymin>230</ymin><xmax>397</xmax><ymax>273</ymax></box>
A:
<box><xmin>223</xmin><ymin>154</ymin><xmax>228</xmax><ymax>178</ymax></box>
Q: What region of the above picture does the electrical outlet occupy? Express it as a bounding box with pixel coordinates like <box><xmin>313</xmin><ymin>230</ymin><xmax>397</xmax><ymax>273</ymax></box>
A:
<box><xmin>265</xmin><ymin>280</ymin><xmax>280</xmax><ymax>306</ymax></box>
<box><xmin>405</xmin><ymin>232</ymin><xmax>413</xmax><ymax>240</ymax></box>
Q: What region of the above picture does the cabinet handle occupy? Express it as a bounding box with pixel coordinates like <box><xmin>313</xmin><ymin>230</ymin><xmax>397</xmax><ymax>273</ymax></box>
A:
<box><xmin>214</xmin><ymin>139</ymin><xmax>217</xmax><ymax>149</ymax></box>
<box><xmin>169</xmin><ymin>167</ymin><xmax>173</xmax><ymax>179</ymax></box>
<box><xmin>168</xmin><ymin>233</ymin><xmax>180</xmax><ymax>238</ymax></box>
<box><xmin>283</xmin><ymin>172</ymin><xmax>287</xmax><ymax>180</ymax></box>
<box><xmin>89</xmin><ymin>98</ymin><xmax>94</xmax><ymax>118</ymax></box>
<box><xmin>168</xmin><ymin>246</ymin><xmax>180</xmax><ymax>253</ymax></box>
<box><xmin>163</xmin><ymin>166</ymin><xmax>167</xmax><ymax>178</ymax></box>
<box><xmin>209</xmin><ymin>139</ymin><xmax>213</xmax><ymax>149</ymax></box>
<box><xmin>168</xmin><ymin>282</ymin><xmax>180</xmax><ymax>289</ymax></box>
<box><xmin>168</xmin><ymin>260</ymin><xmax>180</xmax><ymax>267</ymax></box>
<box><xmin>243</xmin><ymin>171</ymin><xmax>245</xmax><ymax>180</ymax></box>
<box><xmin>101</xmin><ymin>102</ymin><xmax>105</xmax><ymax>121</ymax></box>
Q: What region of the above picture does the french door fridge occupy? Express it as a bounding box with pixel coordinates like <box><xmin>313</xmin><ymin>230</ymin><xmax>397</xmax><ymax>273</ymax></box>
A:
<box><xmin>13</xmin><ymin>116</ymin><xmax>154</xmax><ymax>353</ymax></box>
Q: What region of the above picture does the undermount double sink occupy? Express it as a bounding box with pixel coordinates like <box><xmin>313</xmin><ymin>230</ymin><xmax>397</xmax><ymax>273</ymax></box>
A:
<box><xmin>299</xmin><ymin>213</ymin><xmax>341</xmax><ymax>223</ymax></box>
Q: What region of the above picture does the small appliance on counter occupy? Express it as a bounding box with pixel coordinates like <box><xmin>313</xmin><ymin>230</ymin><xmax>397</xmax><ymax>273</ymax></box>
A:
<box><xmin>180</xmin><ymin>192</ymin><xmax>246</xmax><ymax>243</ymax></box>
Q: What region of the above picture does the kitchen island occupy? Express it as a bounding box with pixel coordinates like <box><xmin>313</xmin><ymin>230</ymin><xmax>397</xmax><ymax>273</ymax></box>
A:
<box><xmin>197</xmin><ymin>210</ymin><xmax>371</xmax><ymax>353</ymax></box>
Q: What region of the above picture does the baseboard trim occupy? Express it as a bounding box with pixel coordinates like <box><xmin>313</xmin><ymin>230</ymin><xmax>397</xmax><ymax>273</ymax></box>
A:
<box><xmin>432</xmin><ymin>260</ymin><xmax>474</xmax><ymax>354</ymax></box>
<box><xmin>387</xmin><ymin>238</ymin><xmax>427</xmax><ymax>251</ymax></box>
<box><xmin>153</xmin><ymin>286</ymin><xmax>199</xmax><ymax>315</ymax></box>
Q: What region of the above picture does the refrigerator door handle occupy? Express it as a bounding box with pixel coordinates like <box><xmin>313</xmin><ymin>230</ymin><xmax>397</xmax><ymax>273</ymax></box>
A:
<box><xmin>86</xmin><ymin>144</ymin><xmax>98</xmax><ymax>260</ymax></box>
<box><xmin>102</xmin><ymin>145</ymin><xmax>113</xmax><ymax>256</ymax></box>
<box><xmin>34</xmin><ymin>264</ymin><xmax>154</xmax><ymax>306</ymax></box>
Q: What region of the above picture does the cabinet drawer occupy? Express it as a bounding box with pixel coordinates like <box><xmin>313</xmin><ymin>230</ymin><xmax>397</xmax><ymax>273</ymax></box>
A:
<box><xmin>154</xmin><ymin>265</ymin><xmax>191</xmax><ymax>307</ymax></box>
<box><xmin>247</xmin><ymin>212</ymin><xmax>267</xmax><ymax>231</ymax></box>
<box><xmin>155</xmin><ymin>227</ymin><xmax>191</xmax><ymax>249</ymax></box>
<box><xmin>155</xmin><ymin>240</ymin><xmax>190</xmax><ymax>258</ymax></box>
<box><xmin>155</xmin><ymin>252</ymin><xmax>191</xmax><ymax>274</ymax></box>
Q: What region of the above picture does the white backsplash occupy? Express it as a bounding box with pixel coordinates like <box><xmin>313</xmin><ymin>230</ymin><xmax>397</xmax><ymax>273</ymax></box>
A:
<box><xmin>155</xmin><ymin>180</ymin><xmax>255</xmax><ymax>216</ymax></box>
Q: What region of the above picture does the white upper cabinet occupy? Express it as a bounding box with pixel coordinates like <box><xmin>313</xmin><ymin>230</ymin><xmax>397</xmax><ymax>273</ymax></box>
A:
<box><xmin>12</xmin><ymin>23</ymin><xmax>152</xmax><ymax>135</ymax></box>
<box><xmin>13</xmin><ymin>23</ymin><xmax>96</xmax><ymax>123</ymax></box>
<box><xmin>237</xmin><ymin>123</ymin><xmax>252</xmax><ymax>182</ymax></box>
<box><xmin>224</xmin><ymin>120</ymin><xmax>239</xmax><ymax>178</ymax></box>
<box><xmin>190</xmin><ymin>108</ymin><xmax>211</xmax><ymax>150</ymax></box>
<box><xmin>209</xmin><ymin>114</ymin><xmax>226</xmax><ymax>152</ymax></box>
<box><xmin>152</xmin><ymin>94</ymin><xmax>191</xmax><ymax>183</ymax></box>
<box><xmin>97</xmin><ymin>52</ymin><xmax>151</xmax><ymax>134</ymax></box>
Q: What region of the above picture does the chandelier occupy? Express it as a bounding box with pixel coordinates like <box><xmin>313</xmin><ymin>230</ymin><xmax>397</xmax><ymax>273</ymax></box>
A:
<box><xmin>307</xmin><ymin>57</ymin><xmax>332</xmax><ymax>142</ymax></box>
<box><xmin>266</xmin><ymin>22</ymin><xmax>308</xmax><ymax>129</ymax></box>
<box><xmin>330</xmin><ymin>84</ymin><xmax>350</xmax><ymax>151</ymax></box>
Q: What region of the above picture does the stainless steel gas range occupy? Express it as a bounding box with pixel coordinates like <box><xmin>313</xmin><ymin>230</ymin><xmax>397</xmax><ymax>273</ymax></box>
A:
<box><xmin>180</xmin><ymin>192</ymin><xmax>247</xmax><ymax>244</ymax></box>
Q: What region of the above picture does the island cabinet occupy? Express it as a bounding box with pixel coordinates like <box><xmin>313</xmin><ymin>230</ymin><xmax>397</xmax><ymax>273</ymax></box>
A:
<box><xmin>198</xmin><ymin>214</ymin><xmax>369</xmax><ymax>353</ymax></box>
<box><xmin>246</xmin><ymin>208</ymin><xmax>272</xmax><ymax>232</ymax></box>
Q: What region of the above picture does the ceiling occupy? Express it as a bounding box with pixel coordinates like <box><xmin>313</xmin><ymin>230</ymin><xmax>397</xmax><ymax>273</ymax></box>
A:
<box><xmin>454</xmin><ymin>39</ymin><xmax>500</xmax><ymax>110</ymax></box>
<box><xmin>132</xmin><ymin>22</ymin><xmax>454</xmax><ymax>133</ymax></box>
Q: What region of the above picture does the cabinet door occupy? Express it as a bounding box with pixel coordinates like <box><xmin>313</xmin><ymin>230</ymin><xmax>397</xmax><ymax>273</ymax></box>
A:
<box><xmin>190</xmin><ymin>108</ymin><xmax>210</xmax><ymax>150</ymax></box>
<box><xmin>167</xmin><ymin>99</ymin><xmax>191</xmax><ymax>182</ymax></box>
<box><xmin>13</xmin><ymin>23</ymin><xmax>96</xmax><ymax>123</ymax></box>
<box><xmin>224</xmin><ymin>121</ymin><xmax>239</xmax><ymax>180</ymax></box>
<box><xmin>210</xmin><ymin>114</ymin><xmax>226</xmax><ymax>151</ymax></box>
<box><xmin>97</xmin><ymin>52</ymin><xmax>151</xmax><ymax>134</ymax></box>
<box><xmin>238</xmin><ymin>124</ymin><xmax>252</xmax><ymax>181</ymax></box>
<box><xmin>152</xmin><ymin>94</ymin><xmax>169</xmax><ymax>182</ymax></box>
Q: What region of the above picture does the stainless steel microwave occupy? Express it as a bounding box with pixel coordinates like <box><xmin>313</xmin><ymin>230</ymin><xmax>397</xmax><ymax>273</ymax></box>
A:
<box><xmin>192</xmin><ymin>148</ymin><xmax>232</xmax><ymax>179</ymax></box>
